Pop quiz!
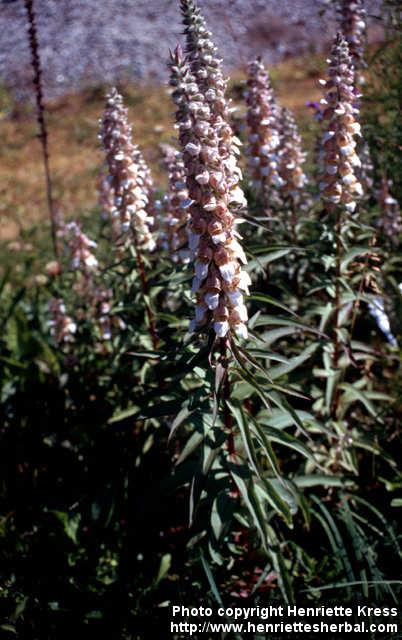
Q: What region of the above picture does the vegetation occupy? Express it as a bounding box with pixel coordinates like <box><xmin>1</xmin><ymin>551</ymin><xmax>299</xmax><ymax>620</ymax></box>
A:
<box><xmin>0</xmin><ymin>0</ymin><xmax>401</xmax><ymax>638</ymax></box>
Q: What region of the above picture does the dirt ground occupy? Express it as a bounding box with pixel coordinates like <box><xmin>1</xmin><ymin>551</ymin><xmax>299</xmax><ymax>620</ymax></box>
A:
<box><xmin>0</xmin><ymin>56</ymin><xmax>322</xmax><ymax>242</ymax></box>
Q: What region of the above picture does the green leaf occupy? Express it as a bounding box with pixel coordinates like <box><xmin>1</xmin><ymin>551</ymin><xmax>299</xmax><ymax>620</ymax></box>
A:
<box><xmin>227</xmin><ymin>400</ymin><xmax>260</xmax><ymax>478</ymax></box>
<box><xmin>260</xmin><ymin>326</ymin><xmax>301</xmax><ymax>346</ymax></box>
<box><xmin>338</xmin><ymin>383</ymin><xmax>382</xmax><ymax>419</ymax></box>
<box><xmin>294</xmin><ymin>475</ymin><xmax>355</xmax><ymax>489</ymax></box>
<box><xmin>248</xmin><ymin>293</ymin><xmax>297</xmax><ymax>316</ymax></box>
<box><xmin>154</xmin><ymin>554</ymin><xmax>171</xmax><ymax>586</ymax></box>
<box><xmin>325</xmin><ymin>369</ymin><xmax>341</xmax><ymax>414</ymax></box>
<box><xmin>261</xmin><ymin>424</ymin><xmax>318</xmax><ymax>467</ymax></box>
<box><xmin>255</xmin><ymin>481</ymin><xmax>293</xmax><ymax>526</ymax></box>
<box><xmin>257</xmin><ymin>409</ymin><xmax>321</xmax><ymax>431</ymax></box>
<box><xmin>247</xmin><ymin>248</ymin><xmax>297</xmax><ymax>271</ymax></box>
<box><xmin>51</xmin><ymin>511</ymin><xmax>80</xmax><ymax>544</ymax></box>
<box><xmin>311</xmin><ymin>496</ymin><xmax>355</xmax><ymax>585</ymax></box>
<box><xmin>230</xmin><ymin>466</ymin><xmax>268</xmax><ymax>550</ymax></box>
<box><xmin>211</xmin><ymin>492</ymin><xmax>235</xmax><ymax>542</ymax></box>
<box><xmin>168</xmin><ymin>404</ymin><xmax>193</xmax><ymax>442</ymax></box>
<box><xmin>0</xmin><ymin>625</ymin><xmax>17</xmax><ymax>634</ymax></box>
<box><xmin>176</xmin><ymin>430</ymin><xmax>204</xmax><ymax>465</ymax></box>
<box><xmin>250</xmin><ymin>419</ymin><xmax>281</xmax><ymax>479</ymax></box>
<box><xmin>269</xmin><ymin>343</ymin><xmax>318</xmax><ymax>380</ymax></box>
<box><xmin>268</xmin><ymin>542</ymin><xmax>294</xmax><ymax>604</ymax></box>
<box><xmin>200</xmin><ymin>551</ymin><xmax>224</xmax><ymax>606</ymax></box>
<box><xmin>108</xmin><ymin>406</ymin><xmax>139</xmax><ymax>424</ymax></box>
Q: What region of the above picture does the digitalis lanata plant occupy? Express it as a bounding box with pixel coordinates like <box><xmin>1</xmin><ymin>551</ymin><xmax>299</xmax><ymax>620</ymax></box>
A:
<box><xmin>169</xmin><ymin>48</ymin><xmax>249</xmax><ymax>340</ymax></box>
<box><xmin>245</xmin><ymin>57</ymin><xmax>283</xmax><ymax>200</ymax></box>
<box><xmin>338</xmin><ymin>0</ymin><xmax>367</xmax><ymax>82</ymax></box>
<box><xmin>278</xmin><ymin>108</ymin><xmax>308</xmax><ymax>201</ymax></box>
<box><xmin>100</xmin><ymin>88</ymin><xmax>158</xmax><ymax>347</ymax></box>
<box><xmin>52</xmin><ymin>221</ymin><xmax>124</xmax><ymax>346</ymax></box>
<box><xmin>180</xmin><ymin>0</ymin><xmax>246</xmax><ymax>198</ymax></box>
<box><xmin>48</xmin><ymin>297</ymin><xmax>77</xmax><ymax>344</ymax></box>
<box><xmin>160</xmin><ymin>2</ymin><xmax>324</xmax><ymax>594</ymax></box>
<box><xmin>305</xmin><ymin>33</ymin><xmax>391</xmax><ymax>476</ymax></box>
<box><xmin>318</xmin><ymin>33</ymin><xmax>363</xmax><ymax>214</ymax></box>
<box><xmin>158</xmin><ymin>143</ymin><xmax>191</xmax><ymax>264</ymax></box>
<box><xmin>277</xmin><ymin>107</ymin><xmax>308</xmax><ymax>237</ymax></box>
<box><xmin>100</xmin><ymin>88</ymin><xmax>155</xmax><ymax>252</ymax></box>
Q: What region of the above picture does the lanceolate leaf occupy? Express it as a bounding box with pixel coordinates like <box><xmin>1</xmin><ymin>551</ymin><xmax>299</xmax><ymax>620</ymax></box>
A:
<box><xmin>248</xmin><ymin>293</ymin><xmax>297</xmax><ymax>316</ymax></box>
<box><xmin>227</xmin><ymin>400</ymin><xmax>260</xmax><ymax>478</ymax></box>
<box><xmin>255</xmin><ymin>482</ymin><xmax>293</xmax><ymax>526</ymax></box>
<box><xmin>261</xmin><ymin>424</ymin><xmax>318</xmax><ymax>467</ymax></box>
<box><xmin>268</xmin><ymin>343</ymin><xmax>318</xmax><ymax>379</ymax></box>
<box><xmin>230</xmin><ymin>466</ymin><xmax>268</xmax><ymax>551</ymax></box>
<box><xmin>338</xmin><ymin>383</ymin><xmax>385</xmax><ymax>419</ymax></box>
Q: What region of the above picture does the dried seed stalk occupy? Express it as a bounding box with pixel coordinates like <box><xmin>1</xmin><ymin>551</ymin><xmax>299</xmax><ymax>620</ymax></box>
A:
<box><xmin>24</xmin><ymin>0</ymin><xmax>60</xmax><ymax>262</ymax></box>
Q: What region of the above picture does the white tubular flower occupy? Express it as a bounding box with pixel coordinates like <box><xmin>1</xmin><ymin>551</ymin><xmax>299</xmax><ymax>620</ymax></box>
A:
<box><xmin>57</xmin><ymin>220</ymin><xmax>124</xmax><ymax>343</ymax></box>
<box><xmin>377</xmin><ymin>177</ymin><xmax>402</xmax><ymax>245</ymax></box>
<box><xmin>98</xmin><ymin>172</ymin><xmax>114</xmax><ymax>221</ymax></box>
<box><xmin>368</xmin><ymin>297</ymin><xmax>397</xmax><ymax>347</ymax></box>
<box><xmin>245</xmin><ymin>57</ymin><xmax>283</xmax><ymax>194</ymax></box>
<box><xmin>48</xmin><ymin>298</ymin><xmax>77</xmax><ymax>344</ymax></box>
<box><xmin>278</xmin><ymin>108</ymin><xmax>308</xmax><ymax>199</ymax></box>
<box><xmin>59</xmin><ymin>221</ymin><xmax>99</xmax><ymax>275</ymax></box>
<box><xmin>100</xmin><ymin>88</ymin><xmax>155</xmax><ymax>252</ymax></box>
<box><xmin>180</xmin><ymin>0</ymin><xmax>245</xmax><ymax>211</ymax></box>
<box><xmin>318</xmin><ymin>33</ymin><xmax>363</xmax><ymax>213</ymax></box>
<box><xmin>170</xmin><ymin>47</ymin><xmax>249</xmax><ymax>339</ymax></box>
<box><xmin>338</xmin><ymin>0</ymin><xmax>367</xmax><ymax>82</ymax></box>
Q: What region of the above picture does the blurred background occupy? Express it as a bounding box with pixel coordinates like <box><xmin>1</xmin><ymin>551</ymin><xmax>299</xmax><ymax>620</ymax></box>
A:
<box><xmin>0</xmin><ymin>0</ymin><xmax>383</xmax><ymax>99</ymax></box>
<box><xmin>1</xmin><ymin>3</ymin><xmax>401</xmax><ymax>638</ymax></box>
<box><xmin>0</xmin><ymin>0</ymin><xmax>384</xmax><ymax>243</ymax></box>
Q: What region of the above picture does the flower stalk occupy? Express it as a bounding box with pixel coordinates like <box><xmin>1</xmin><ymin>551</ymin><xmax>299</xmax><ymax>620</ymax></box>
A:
<box><xmin>245</xmin><ymin>57</ymin><xmax>283</xmax><ymax>212</ymax></box>
<box><xmin>278</xmin><ymin>107</ymin><xmax>308</xmax><ymax>238</ymax></box>
<box><xmin>23</xmin><ymin>0</ymin><xmax>60</xmax><ymax>263</ymax></box>
<box><xmin>158</xmin><ymin>144</ymin><xmax>191</xmax><ymax>263</ymax></box>
<box><xmin>338</xmin><ymin>0</ymin><xmax>367</xmax><ymax>82</ymax></box>
<box><xmin>175</xmin><ymin>1</ymin><xmax>248</xmax><ymax>462</ymax></box>
<box><xmin>57</xmin><ymin>221</ymin><xmax>125</xmax><ymax>344</ymax></box>
<box><xmin>318</xmin><ymin>33</ymin><xmax>363</xmax><ymax>418</ymax></box>
<box><xmin>100</xmin><ymin>88</ymin><xmax>158</xmax><ymax>349</ymax></box>
<box><xmin>169</xmin><ymin>47</ymin><xmax>250</xmax><ymax>341</ymax></box>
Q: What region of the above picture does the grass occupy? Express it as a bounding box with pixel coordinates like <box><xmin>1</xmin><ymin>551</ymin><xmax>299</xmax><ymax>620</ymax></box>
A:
<box><xmin>0</xmin><ymin>54</ymin><xmax>323</xmax><ymax>242</ymax></box>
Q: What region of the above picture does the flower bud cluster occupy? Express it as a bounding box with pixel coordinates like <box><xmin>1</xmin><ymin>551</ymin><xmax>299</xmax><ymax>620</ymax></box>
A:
<box><xmin>91</xmin><ymin>284</ymin><xmax>126</xmax><ymax>342</ymax></box>
<box><xmin>170</xmin><ymin>49</ymin><xmax>249</xmax><ymax>339</ymax></box>
<box><xmin>338</xmin><ymin>0</ymin><xmax>366</xmax><ymax>77</ymax></box>
<box><xmin>59</xmin><ymin>221</ymin><xmax>99</xmax><ymax>273</ymax></box>
<box><xmin>158</xmin><ymin>143</ymin><xmax>191</xmax><ymax>263</ymax></box>
<box><xmin>245</xmin><ymin>57</ymin><xmax>283</xmax><ymax>192</ymax></box>
<box><xmin>318</xmin><ymin>34</ymin><xmax>363</xmax><ymax>213</ymax></box>
<box><xmin>98</xmin><ymin>172</ymin><xmax>114</xmax><ymax>221</ymax></box>
<box><xmin>278</xmin><ymin>108</ymin><xmax>308</xmax><ymax>198</ymax></box>
<box><xmin>56</xmin><ymin>220</ymin><xmax>124</xmax><ymax>343</ymax></box>
<box><xmin>98</xmin><ymin>171</ymin><xmax>124</xmax><ymax>247</ymax></box>
<box><xmin>180</xmin><ymin>0</ymin><xmax>245</xmax><ymax>207</ymax></box>
<box><xmin>377</xmin><ymin>177</ymin><xmax>402</xmax><ymax>244</ymax></box>
<box><xmin>48</xmin><ymin>298</ymin><xmax>77</xmax><ymax>344</ymax></box>
<box><xmin>100</xmin><ymin>87</ymin><xmax>156</xmax><ymax>251</ymax></box>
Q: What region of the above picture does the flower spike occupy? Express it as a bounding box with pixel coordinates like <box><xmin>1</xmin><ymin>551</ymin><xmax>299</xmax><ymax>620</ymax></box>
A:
<box><xmin>169</xmin><ymin>47</ymin><xmax>249</xmax><ymax>339</ymax></box>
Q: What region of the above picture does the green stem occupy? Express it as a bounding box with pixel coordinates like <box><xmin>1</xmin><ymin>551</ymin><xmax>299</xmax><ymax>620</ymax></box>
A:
<box><xmin>131</xmin><ymin>226</ymin><xmax>158</xmax><ymax>350</ymax></box>
<box><xmin>331</xmin><ymin>207</ymin><xmax>342</xmax><ymax>419</ymax></box>
<box><xmin>220</xmin><ymin>337</ymin><xmax>235</xmax><ymax>457</ymax></box>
